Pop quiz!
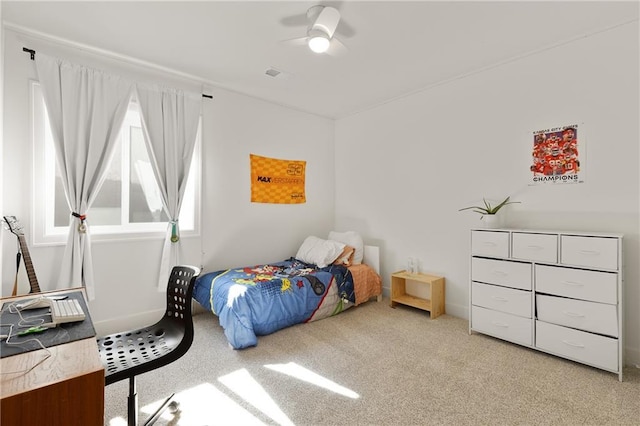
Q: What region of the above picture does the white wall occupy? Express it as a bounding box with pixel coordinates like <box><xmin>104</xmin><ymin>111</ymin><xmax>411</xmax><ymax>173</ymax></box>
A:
<box><xmin>334</xmin><ymin>21</ymin><xmax>640</xmax><ymax>365</ymax></box>
<box><xmin>201</xmin><ymin>88</ymin><xmax>335</xmax><ymax>271</ymax></box>
<box><xmin>1</xmin><ymin>28</ymin><xmax>335</xmax><ymax>334</ymax></box>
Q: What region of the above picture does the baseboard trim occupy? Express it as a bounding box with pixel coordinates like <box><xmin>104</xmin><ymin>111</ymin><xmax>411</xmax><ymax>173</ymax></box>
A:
<box><xmin>625</xmin><ymin>346</ymin><xmax>640</xmax><ymax>368</ymax></box>
<box><xmin>93</xmin><ymin>301</ymin><xmax>210</xmax><ymax>337</ymax></box>
<box><xmin>93</xmin><ymin>308</ymin><xmax>165</xmax><ymax>337</ymax></box>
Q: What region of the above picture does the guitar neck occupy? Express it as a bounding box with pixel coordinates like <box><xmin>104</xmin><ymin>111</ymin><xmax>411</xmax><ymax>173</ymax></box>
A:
<box><xmin>17</xmin><ymin>235</ymin><xmax>41</xmax><ymax>293</ymax></box>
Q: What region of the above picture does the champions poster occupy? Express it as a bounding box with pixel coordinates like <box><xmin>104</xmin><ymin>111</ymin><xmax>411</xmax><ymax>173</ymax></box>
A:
<box><xmin>250</xmin><ymin>154</ymin><xmax>306</xmax><ymax>204</ymax></box>
<box><xmin>530</xmin><ymin>124</ymin><xmax>584</xmax><ymax>185</ymax></box>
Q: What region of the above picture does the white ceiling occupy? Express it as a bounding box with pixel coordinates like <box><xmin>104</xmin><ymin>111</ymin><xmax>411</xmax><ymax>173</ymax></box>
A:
<box><xmin>2</xmin><ymin>1</ymin><xmax>637</xmax><ymax>119</ymax></box>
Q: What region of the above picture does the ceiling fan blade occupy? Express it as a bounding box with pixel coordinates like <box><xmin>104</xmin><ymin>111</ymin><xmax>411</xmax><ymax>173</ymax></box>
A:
<box><xmin>312</xmin><ymin>6</ymin><xmax>341</xmax><ymax>39</ymax></box>
<box><xmin>334</xmin><ymin>19</ymin><xmax>356</xmax><ymax>38</ymax></box>
<box><xmin>280</xmin><ymin>36</ymin><xmax>309</xmax><ymax>47</ymax></box>
<box><xmin>279</xmin><ymin>13</ymin><xmax>308</xmax><ymax>27</ymax></box>
<box><xmin>326</xmin><ymin>37</ymin><xmax>348</xmax><ymax>57</ymax></box>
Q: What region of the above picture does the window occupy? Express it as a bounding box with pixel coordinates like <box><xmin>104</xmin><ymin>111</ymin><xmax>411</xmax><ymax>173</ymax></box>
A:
<box><xmin>32</xmin><ymin>82</ymin><xmax>200</xmax><ymax>244</ymax></box>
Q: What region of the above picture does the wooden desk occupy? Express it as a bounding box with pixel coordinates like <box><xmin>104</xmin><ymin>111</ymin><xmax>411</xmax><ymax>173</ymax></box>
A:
<box><xmin>0</xmin><ymin>288</ymin><xmax>105</xmax><ymax>426</ymax></box>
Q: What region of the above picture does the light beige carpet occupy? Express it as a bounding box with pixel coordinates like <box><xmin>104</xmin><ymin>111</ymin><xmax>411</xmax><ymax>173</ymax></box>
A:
<box><xmin>104</xmin><ymin>298</ymin><xmax>639</xmax><ymax>425</ymax></box>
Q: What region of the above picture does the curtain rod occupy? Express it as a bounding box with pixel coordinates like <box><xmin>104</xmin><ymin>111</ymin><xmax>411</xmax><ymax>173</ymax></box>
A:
<box><xmin>23</xmin><ymin>47</ymin><xmax>213</xmax><ymax>99</ymax></box>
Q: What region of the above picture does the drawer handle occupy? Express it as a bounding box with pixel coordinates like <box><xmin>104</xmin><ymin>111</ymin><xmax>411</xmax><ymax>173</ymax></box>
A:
<box><xmin>492</xmin><ymin>270</ymin><xmax>508</xmax><ymax>276</ymax></box>
<box><xmin>491</xmin><ymin>296</ymin><xmax>508</xmax><ymax>302</ymax></box>
<box><xmin>562</xmin><ymin>310</ymin><xmax>585</xmax><ymax>318</ymax></box>
<box><xmin>579</xmin><ymin>250</ymin><xmax>600</xmax><ymax>256</ymax></box>
<box><xmin>492</xmin><ymin>321</ymin><xmax>509</xmax><ymax>328</ymax></box>
<box><xmin>562</xmin><ymin>340</ymin><xmax>585</xmax><ymax>348</ymax></box>
<box><xmin>527</xmin><ymin>245</ymin><xmax>544</xmax><ymax>250</ymax></box>
<box><xmin>561</xmin><ymin>280</ymin><xmax>584</xmax><ymax>287</ymax></box>
<box><xmin>483</xmin><ymin>242</ymin><xmax>497</xmax><ymax>247</ymax></box>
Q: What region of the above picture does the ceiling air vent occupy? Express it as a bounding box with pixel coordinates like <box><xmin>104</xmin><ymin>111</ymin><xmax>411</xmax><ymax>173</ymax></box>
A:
<box><xmin>265</xmin><ymin>68</ymin><xmax>282</xmax><ymax>78</ymax></box>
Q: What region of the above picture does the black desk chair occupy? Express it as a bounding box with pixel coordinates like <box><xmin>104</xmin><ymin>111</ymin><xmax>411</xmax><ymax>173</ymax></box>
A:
<box><xmin>97</xmin><ymin>265</ymin><xmax>200</xmax><ymax>426</ymax></box>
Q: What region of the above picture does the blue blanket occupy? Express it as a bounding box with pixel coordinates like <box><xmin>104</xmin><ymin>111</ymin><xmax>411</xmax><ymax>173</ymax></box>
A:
<box><xmin>193</xmin><ymin>258</ymin><xmax>355</xmax><ymax>349</ymax></box>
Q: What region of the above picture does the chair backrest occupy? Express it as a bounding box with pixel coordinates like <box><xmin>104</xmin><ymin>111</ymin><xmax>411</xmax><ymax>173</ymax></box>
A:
<box><xmin>160</xmin><ymin>265</ymin><xmax>200</xmax><ymax>354</ymax></box>
<box><xmin>160</xmin><ymin>265</ymin><xmax>200</xmax><ymax>346</ymax></box>
<box><xmin>99</xmin><ymin>265</ymin><xmax>200</xmax><ymax>385</ymax></box>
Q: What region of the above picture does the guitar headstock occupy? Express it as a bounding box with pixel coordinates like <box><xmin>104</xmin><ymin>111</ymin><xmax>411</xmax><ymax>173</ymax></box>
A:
<box><xmin>3</xmin><ymin>216</ymin><xmax>24</xmax><ymax>236</ymax></box>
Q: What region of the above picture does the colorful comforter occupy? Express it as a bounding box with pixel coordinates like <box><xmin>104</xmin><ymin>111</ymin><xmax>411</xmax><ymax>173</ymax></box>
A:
<box><xmin>192</xmin><ymin>258</ymin><xmax>355</xmax><ymax>349</ymax></box>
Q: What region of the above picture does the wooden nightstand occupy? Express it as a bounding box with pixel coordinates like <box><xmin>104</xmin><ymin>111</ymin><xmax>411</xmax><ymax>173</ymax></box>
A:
<box><xmin>390</xmin><ymin>270</ymin><xmax>445</xmax><ymax>319</ymax></box>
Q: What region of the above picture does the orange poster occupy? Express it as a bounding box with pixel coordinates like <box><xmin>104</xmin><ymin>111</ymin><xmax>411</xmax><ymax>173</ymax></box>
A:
<box><xmin>250</xmin><ymin>154</ymin><xmax>306</xmax><ymax>204</ymax></box>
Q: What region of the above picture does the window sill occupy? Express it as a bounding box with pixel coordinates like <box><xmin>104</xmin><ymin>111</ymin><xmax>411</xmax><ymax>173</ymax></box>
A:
<box><xmin>32</xmin><ymin>229</ymin><xmax>200</xmax><ymax>247</ymax></box>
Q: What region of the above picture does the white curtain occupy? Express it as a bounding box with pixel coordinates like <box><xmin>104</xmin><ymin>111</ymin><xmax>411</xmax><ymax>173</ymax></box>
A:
<box><xmin>135</xmin><ymin>85</ymin><xmax>201</xmax><ymax>290</ymax></box>
<box><xmin>35</xmin><ymin>53</ymin><xmax>133</xmax><ymax>300</ymax></box>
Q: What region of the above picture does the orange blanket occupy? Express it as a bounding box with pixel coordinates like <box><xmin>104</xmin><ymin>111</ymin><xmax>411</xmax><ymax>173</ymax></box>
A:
<box><xmin>348</xmin><ymin>264</ymin><xmax>382</xmax><ymax>305</ymax></box>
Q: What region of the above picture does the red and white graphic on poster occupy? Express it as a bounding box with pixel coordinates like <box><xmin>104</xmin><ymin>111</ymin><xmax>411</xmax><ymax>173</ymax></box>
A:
<box><xmin>530</xmin><ymin>124</ymin><xmax>584</xmax><ymax>184</ymax></box>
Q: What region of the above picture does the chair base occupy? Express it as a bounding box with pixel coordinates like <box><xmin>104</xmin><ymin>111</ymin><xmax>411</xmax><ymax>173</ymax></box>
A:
<box><xmin>144</xmin><ymin>393</ymin><xmax>177</xmax><ymax>426</ymax></box>
<box><xmin>128</xmin><ymin>377</ymin><xmax>138</xmax><ymax>426</ymax></box>
<box><xmin>126</xmin><ymin>377</ymin><xmax>179</xmax><ymax>426</ymax></box>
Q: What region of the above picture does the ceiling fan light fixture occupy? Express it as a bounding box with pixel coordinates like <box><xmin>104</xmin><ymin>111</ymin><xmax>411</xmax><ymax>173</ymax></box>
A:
<box><xmin>308</xmin><ymin>34</ymin><xmax>330</xmax><ymax>53</ymax></box>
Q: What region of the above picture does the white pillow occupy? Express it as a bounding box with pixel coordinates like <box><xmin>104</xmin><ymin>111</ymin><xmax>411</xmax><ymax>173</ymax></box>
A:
<box><xmin>295</xmin><ymin>236</ymin><xmax>346</xmax><ymax>268</ymax></box>
<box><xmin>328</xmin><ymin>231</ymin><xmax>364</xmax><ymax>265</ymax></box>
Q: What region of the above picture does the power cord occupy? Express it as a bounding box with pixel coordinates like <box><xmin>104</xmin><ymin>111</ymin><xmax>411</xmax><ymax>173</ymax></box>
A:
<box><xmin>0</xmin><ymin>323</ymin><xmax>52</xmax><ymax>375</ymax></box>
<box><xmin>0</xmin><ymin>300</ymin><xmax>67</xmax><ymax>376</ymax></box>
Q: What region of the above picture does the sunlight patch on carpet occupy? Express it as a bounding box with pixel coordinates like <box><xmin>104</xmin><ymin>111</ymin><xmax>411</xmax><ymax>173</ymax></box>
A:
<box><xmin>264</xmin><ymin>362</ymin><xmax>360</xmax><ymax>399</ymax></box>
<box><xmin>107</xmin><ymin>417</ymin><xmax>127</xmax><ymax>426</ymax></box>
<box><xmin>141</xmin><ymin>382</ymin><xmax>264</xmax><ymax>425</ymax></box>
<box><xmin>219</xmin><ymin>368</ymin><xmax>295</xmax><ymax>426</ymax></box>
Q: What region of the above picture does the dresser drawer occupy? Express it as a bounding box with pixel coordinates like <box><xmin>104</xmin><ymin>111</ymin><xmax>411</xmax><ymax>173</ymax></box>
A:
<box><xmin>535</xmin><ymin>265</ymin><xmax>617</xmax><ymax>304</ymax></box>
<box><xmin>512</xmin><ymin>232</ymin><xmax>558</xmax><ymax>263</ymax></box>
<box><xmin>560</xmin><ymin>236</ymin><xmax>618</xmax><ymax>270</ymax></box>
<box><xmin>472</xmin><ymin>282</ymin><xmax>531</xmax><ymax>318</ymax></box>
<box><xmin>537</xmin><ymin>295</ymin><xmax>618</xmax><ymax>337</ymax></box>
<box><xmin>472</xmin><ymin>231</ymin><xmax>509</xmax><ymax>258</ymax></box>
<box><xmin>472</xmin><ymin>306</ymin><xmax>532</xmax><ymax>346</ymax></box>
<box><xmin>535</xmin><ymin>321</ymin><xmax>618</xmax><ymax>371</ymax></box>
<box><xmin>472</xmin><ymin>258</ymin><xmax>532</xmax><ymax>290</ymax></box>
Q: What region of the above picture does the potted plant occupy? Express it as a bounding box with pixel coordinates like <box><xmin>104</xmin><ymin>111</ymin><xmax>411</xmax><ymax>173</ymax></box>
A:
<box><xmin>459</xmin><ymin>196</ymin><xmax>520</xmax><ymax>228</ymax></box>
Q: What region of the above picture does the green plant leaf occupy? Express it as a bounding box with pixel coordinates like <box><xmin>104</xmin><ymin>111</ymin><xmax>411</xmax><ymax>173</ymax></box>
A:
<box><xmin>488</xmin><ymin>196</ymin><xmax>509</xmax><ymax>213</ymax></box>
<box><xmin>459</xmin><ymin>196</ymin><xmax>520</xmax><ymax>215</ymax></box>
<box><xmin>489</xmin><ymin>196</ymin><xmax>520</xmax><ymax>213</ymax></box>
<box><xmin>458</xmin><ymin>205</ymin><xmax>489</xmax><ymax>213</ymax></box>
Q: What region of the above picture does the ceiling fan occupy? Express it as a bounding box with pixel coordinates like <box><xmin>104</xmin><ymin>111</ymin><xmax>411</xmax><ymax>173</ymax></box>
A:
<box><xmin>281</xmin><ymin>5</ymin><xmax>349</xmax><ymax>56</ymax></box>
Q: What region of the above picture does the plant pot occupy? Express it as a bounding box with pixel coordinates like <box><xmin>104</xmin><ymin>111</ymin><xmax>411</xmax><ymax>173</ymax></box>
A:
<box><xmin>481</xmin><ymin>214</ymin><xmax>501</xmax><ymax>229</ymax></box>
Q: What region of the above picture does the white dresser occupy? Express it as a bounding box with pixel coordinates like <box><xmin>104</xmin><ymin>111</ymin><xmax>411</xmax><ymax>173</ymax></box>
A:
<box><xmin>469</xmin><ymin>228</ymin><xmax>623</xmax><ymax>380</ymax></box>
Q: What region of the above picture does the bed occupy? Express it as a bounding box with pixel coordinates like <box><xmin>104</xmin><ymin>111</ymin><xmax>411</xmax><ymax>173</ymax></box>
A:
<box><xmin>193</xmin><ymin>235</ymin><xmax>382</xmax><ymax>349</ymax></box>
